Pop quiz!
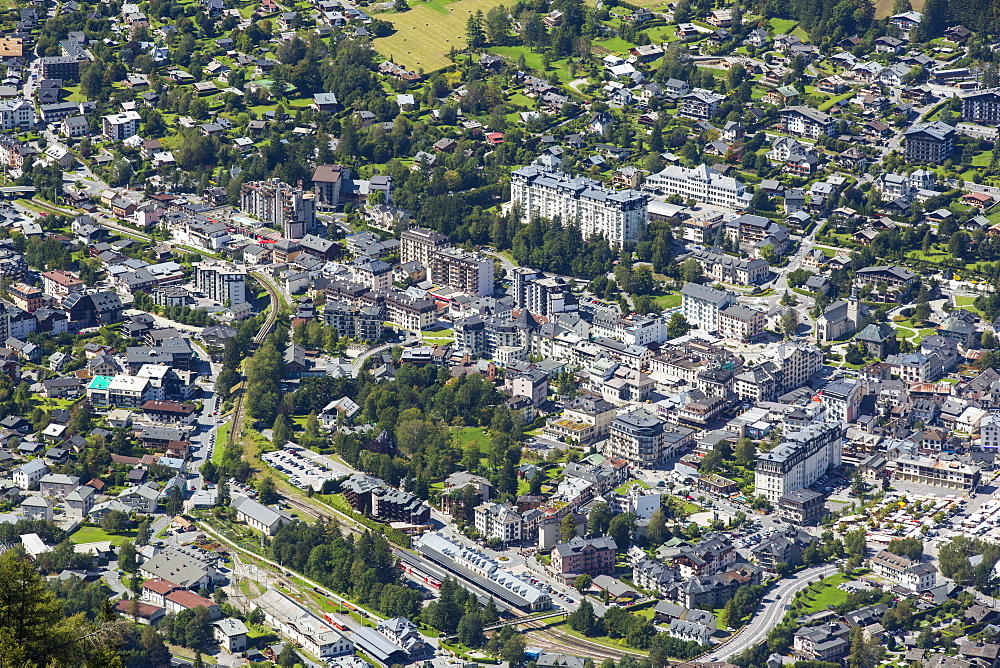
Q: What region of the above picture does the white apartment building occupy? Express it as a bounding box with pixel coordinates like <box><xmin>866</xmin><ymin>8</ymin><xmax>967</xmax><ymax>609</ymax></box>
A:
<box><xmin>591</xmin><ymin>312</ymin><xmax>668</xmax><ymax>347</ymax></box>
<box><xmin>755</xmin><ymin>422</ymin><xmax>843</xmax><ymax>503</ymax></box>
<box><xmin>821</xmin><ymin>379</ymin><xmax>864</xmax><ymax>423</ymax></box>
<box><xmin>871</xmin><ymin>550</ymin><xmax>937</xmax><ymax>592</ymax></box>
<box><xmin>511</xmin><ymin>268</ymin><xmax>577</xmax><ymax>316</ymax></box>
<box><xmin>102</xmin><ymin>111</ymin><xmax>142</xmax><ymax>141</ymax></box>
<box><xmin>0</xmin><ymin>100</ymin><xmax>35</xmax><ymax>130</ymax></box>
<box><xmin>194</xmin><ymin>262</ymin><xmax>247</xmax><ymax>306</ymax></box>
<box><xmin>474</xmin><ymin>502</ymin><xmax>523</xmax><ymax>542</ymax></box>
<box><xmin>680</xmin><ymin>282</ymin><xmax>736</xmax><ymax>333</ymax></box>
<box><xmin>509</xmin><ymin>166</ymin><xmax>648</xmax><ymax>247</ymax></box>
<box><xmin>981</xmin><ymin>414</ymin><xmax>1000</xmax><ymax>449</ymax></box>
<box><xmin>760</xmin><ymin>341</ymin><xmax>824</xmax><ymax>395</ymax></box>
<box><xmin>643</xmin><ymin>164</ymin><xmax>751</xmax><ymax>210</ymax></box>
<box><xmin>688</xmin><ymin>248</ymin><xmax>770</xmax><ymax>285</ymax></box>
<box><xmin>430</xmin><ymin>248</ymin><xmax>494</xmax><ymax>297</ymax></box>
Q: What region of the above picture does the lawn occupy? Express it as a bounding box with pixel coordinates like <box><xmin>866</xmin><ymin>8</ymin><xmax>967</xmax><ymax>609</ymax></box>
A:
<box><xmin>373</xmin><ymin>0</ymin><xmax>511</xmax><ymax>71</ymax></box>
<box><xmin>70</xmin><ymin>525</ymin><xmax>133</xmax><ymax>546</ymax></box>
<box><xmin>768</xmin><ymin>18</ymin><xmax>797</xmax><ymax>33</ymax></box>
<box><xmin>652</xmin><ymin>292</ymin><xmax>681</xmax><ymax>309</ymax></box>
<box><xmin>213</xmin><ymin>421</ymin><xmax>232</xmax><ymax>464</ymax></box>
<box><xmin>455</xmin><ymin>426</ymin><xmax>489</xmax><ymax>451</ymax></box>
<box><xmin>954</xmin><ymin>295</ymin><xmax>984</xmax><ymax>315</ymax></box>
<box><xmin>593</xmin><ymin>36</ymin><xmax>637</xmax><ymax>54</ymax></box>
<box><xmin>794</xmin><ymin>573</ymin><xmax>851</xmax><ymax>614</ymax></box>
<box><xmin>489</xmin><ymin>45</ymin><xmax>576</xmax><ymax>83</ymax></box>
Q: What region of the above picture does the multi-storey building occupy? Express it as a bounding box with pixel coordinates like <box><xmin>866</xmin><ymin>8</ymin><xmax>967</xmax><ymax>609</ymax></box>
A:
<box><xmin>510</xmin><ymin>268</ymin><xmax>577</xmax><ymax>316</ymax></box>
<box><xmin>240</xmin><ymin>179</ymin><xmax>317</xmax><ymax>239</ymax></box>
<box><xmin>821</xmin><ymin>379</ymin><xmax>864</xmax><ymax>423</ymax></box>
<box><xmin>870</xmin><ymin>550</ymin><xmax>937</xmax><ymax>591</ymax></box>
<box><xmin>793</xmin><ymin>623</ymin><xmax>851</xmax><ymax>662</ymax></box>
<box><xmin>725</xmin><ymin>215</ymin><xmax>790</xmax><ymax>255</ymax></box>
<box><xmin>323</xmin><ymin>301</ymin><xmax>384</xmax><ymax>341</ymax></box>
<box><xmin>759</xmin><ymin>341</ymin><xmax>824</xmax><ymax>395</ymax></box>
<box><xmin>509</xmin><ymin>165</ymin><xmax>648</xmax><ymax>247</ymax></box>
<box><xmin>41</xmin><ymin>270</ymin><xmax>85</xmax><ymax>299</ymax></box>
<box><xmin>590</xmin><ymin>312</ymin><xmax>664</xmax><ymax>346</ymax></box>
<box><xmin>0</xmin><ymin>99</ymin><xmax>34</xmax><ymax>130</ymax></box>
<box><xmin>680</xmin><ymin>282</ymin><xmax>735</xmax><ymax>333</ymax></box>
<box><xmin>8</xmin><ymin>283</ymin><xmax>43</xmax><ymax>312</ymax></box>
<box><xmin>341</xmin><ymin>474</ymin><xmax>430</xmax><ymax>524</ymax></box>
<box><xmin>688</xmin><ymin>249</ymin><xmax>769</xmax><ymax>285</ymax></box>
<box><xmin>671</xmin><ymin>533</ymin><xmax>736</xmax><ymax>578</ymax></box>
<box><xmin>981</xmin><ymin>414</ymin><xmax>1000</xmax><ymax>449</ymax></box>
<box><xmin>893</xmin><ymin>456</ymin><xmax>980</xmax><ymax>492</ymax></box>
<box><xmin>717</xmin><ymin>304</ymin><xmax>765</xmax><ymax>341</ymax></box>
<box><xmin>777</xmin><ymin>488</ymin><xmax>825</xmax><ymax>525</ymax></box>
<box><xmin>473</xmin><ymin>502</ymin><xmax>522</xmax><ymax>542</ymax></box>
<box><xmin>352</xmin><ymin>258</ymin><xmax>392</xmax><ymax>292</ymax></box>
<box><xmin>755</xmin><ymin>422</ymin><xmax>843</xmax><ymax>503</ymax></box>
<box><xmin>678</xmin><ymin>90</ymin><xmax>724</xmax><ymax>120</ymax></box>
<box><xmin>779</xmin><ymin>106</ymin><xmax>836</xmax><ymax>138</ymax></box>
<box><xmin>961</xmin><ymin>89</ymin><xmax>1000</xmax><ymax>124</ymax></box>
<box><xmin>311</xmin><ymin>163</ymin><xmax>346</xmax><ymax>206</ymax></box>
<box><xmin>0</xmin><ymin>135</ymin><xmax>34</xmax><ymax>169</ymax></box>
<box><xmin>551</xmin><ymin>536</ymin><xmax>617</xmax><ymax>580</ymax></box>
<box><xmin>543</xmin><ymin>395</ymin><xmax>618</xmax><ymax>445</ymax></box>
<box><xmin>38</xmin><ymin>56</ymin><xmax>80</xmax><ymax>80</ymax></box>
<box><xmin>430</xmin><ymin>248</ymin><xmax>494</xmax><ymax>297</ymax></box>
<box><xmin>384</xmin><ymin>291</ymin><xmax>436</xmax><ymax>331</ymax></box>
<box><xmin>194</xmin><ymin>262</ymin><xmax>247</xmax><ymax>306</ymax></box>
<box><xmin>904</xmin><ymin>121</ymin><xmax>956</xmax><ymax>164</ymax></box>
<box><xmin>604</xmin><ymin>408</ymin><xmax>667</xmax><ymax>468</ymax></box>
<box><xmin>400</xmin><ymin>227</ymin><xmax>450</xmax><ymax>267</ymax></box>
<box><xmin>643</xmin><ymin>164</ymin><xmax>750</xmax><ymax>210</ymax></box>
<box><xmin>102</xmin><ymin>111</ymin><xmax>141</xmax><ymax>141</ymax></box>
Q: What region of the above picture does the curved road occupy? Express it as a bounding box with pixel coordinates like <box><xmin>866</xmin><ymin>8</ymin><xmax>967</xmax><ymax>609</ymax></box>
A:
<box><xmin>717</xmin><ymin>564</ymin><xmax>838</xmax><ymax>660</ymax></box>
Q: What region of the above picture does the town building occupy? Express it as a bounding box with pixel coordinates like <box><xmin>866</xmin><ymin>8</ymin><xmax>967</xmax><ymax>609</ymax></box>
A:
<box><xmin>509</xmin><ymin>166</ymin><xmax>648</xmax><ymax>247</ymax></box>
<box><xmin>194</xmin><ymin>262</ymin><xmax>247</xmax><ymax>306</ymax></box>
<box><xmin>904</xmin><ymin>121</ymin><xmax>956</xmax><ymax>164</ymax></box>
<box><xmin>777</xmin><ymin>488</ymin><xmax>825</xmax><ymax>525</ymax></box>
<box><xmin>892</xmin><ymin>456</ymin><xmax>980</xmax><ymax>492</ymax></box>
<box><xmin>604</xmin><ymin>408</ymin><xmax>668</xmax><ymax>467</ymax></box>
<box><xmin>688</xmin><ymin>249</ymin><xmax>770</xmax><ymax>284</ymax></box>
<box><xmin>240</xmin><ymin>179</ymin><xmax>317</xmax><ymax>239</ymax></box>
<box><xmin>430</xmin><ymin>248</ymin><xmax>494</xmax><ymax>297</ymax></box>
<box><xmin>871</xmin><ymin>550</ymin><xmax>937</xmax><ymax>591</ymax></box>
<box><xmin>102</xmin><ymin>111</ymin><xmax>141</xmax><ymax>141</ymax></box>
<box><xmin>643</xmin><ymin>164</ymin><xmax>750</xmax><ymax>210</ymax></box>
<box><xmin>680</xmin><ymin>283</ymin><xmax>736</xmax><ymax>333</ymax></box>
<box><xmin>400</xmin><ymin>227</ymin><xmax>450</xmax><ymax>267</ymax></box>
<box><xmin>755</xmin><ymin>422</ymin><xmax>843</xmax><ymax>503</ymax></box>
<box><xmin>473</xmin><ymin>502</ymin><xmax>522</xmax><ymax>543</ymax></box>
<box><xmin>551</xmin><ymin>536</ymin><xmax>617</xmax><ymax>581</ymax></box>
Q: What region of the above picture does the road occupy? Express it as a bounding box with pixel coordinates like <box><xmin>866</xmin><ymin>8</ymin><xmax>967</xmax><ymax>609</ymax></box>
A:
<box><xmin>717</xmin><ymin>564</ymin><xmax>838</xmax><ymax>660</ymax></box>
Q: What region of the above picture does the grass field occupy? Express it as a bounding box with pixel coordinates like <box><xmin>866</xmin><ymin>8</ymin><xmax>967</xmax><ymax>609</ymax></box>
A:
<box><xmin>794</xmin><ymin>573</ymin><xmax>851</xmax><ymax>614</ymax></box>
<box><xmin>373</xmin><ymin>0</ymin><xmax>510</xmax><ymax>71</ymax></box>
<box><xmin>768</xmin><ymin>18</ymin><xmax>797</xmax><ymax>34</ymax></box>
<box><xmin>955</xmin><ymin>295</ymin><xmax>984</xmax><ymax>315</ymax></box>
<box><xmin>652</xmin><ymin>292</ymin><xmax>682</xmax><ymax>310</ymax></box>
<box><xmin>875</xmin><ymin>0</ymin><xmax>923</xmax><ymax>18</ymax></box>
<box><xmin>70</xmin><ymin>526</ymin><xmax>133</xmax><ymax>546</ymax></box>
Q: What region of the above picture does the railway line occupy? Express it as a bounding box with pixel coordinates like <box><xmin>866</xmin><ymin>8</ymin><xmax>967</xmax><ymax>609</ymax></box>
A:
<box><xmin>225</xmin><ymin>273</ymin><xmax>650</xmax><ymax>661</ymax></box>
<box><xmin>225</xmin><ymin>272</ymin><xmax>280</xmax><ymax>449</ymax></box>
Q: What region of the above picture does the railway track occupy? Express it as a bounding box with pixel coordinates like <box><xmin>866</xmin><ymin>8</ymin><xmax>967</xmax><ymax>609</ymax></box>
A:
<box><xmin>226</xmin><ymin>272</ymin><xmax>281</xmax><ymax>449</ymax></box>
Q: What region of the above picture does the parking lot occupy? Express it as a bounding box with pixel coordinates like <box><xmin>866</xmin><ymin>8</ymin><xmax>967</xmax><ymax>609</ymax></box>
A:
<box><xmin>261</xmin><ymin>447</ymin><xmax>340</xmax><ymax>491</ymax></box>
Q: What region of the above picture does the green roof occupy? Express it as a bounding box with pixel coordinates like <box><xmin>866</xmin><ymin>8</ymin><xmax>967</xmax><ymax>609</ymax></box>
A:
<box><xmin>88</xmin><ymin>375</ymin><xmax>113</xmax><ymax>390</ymax></box>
